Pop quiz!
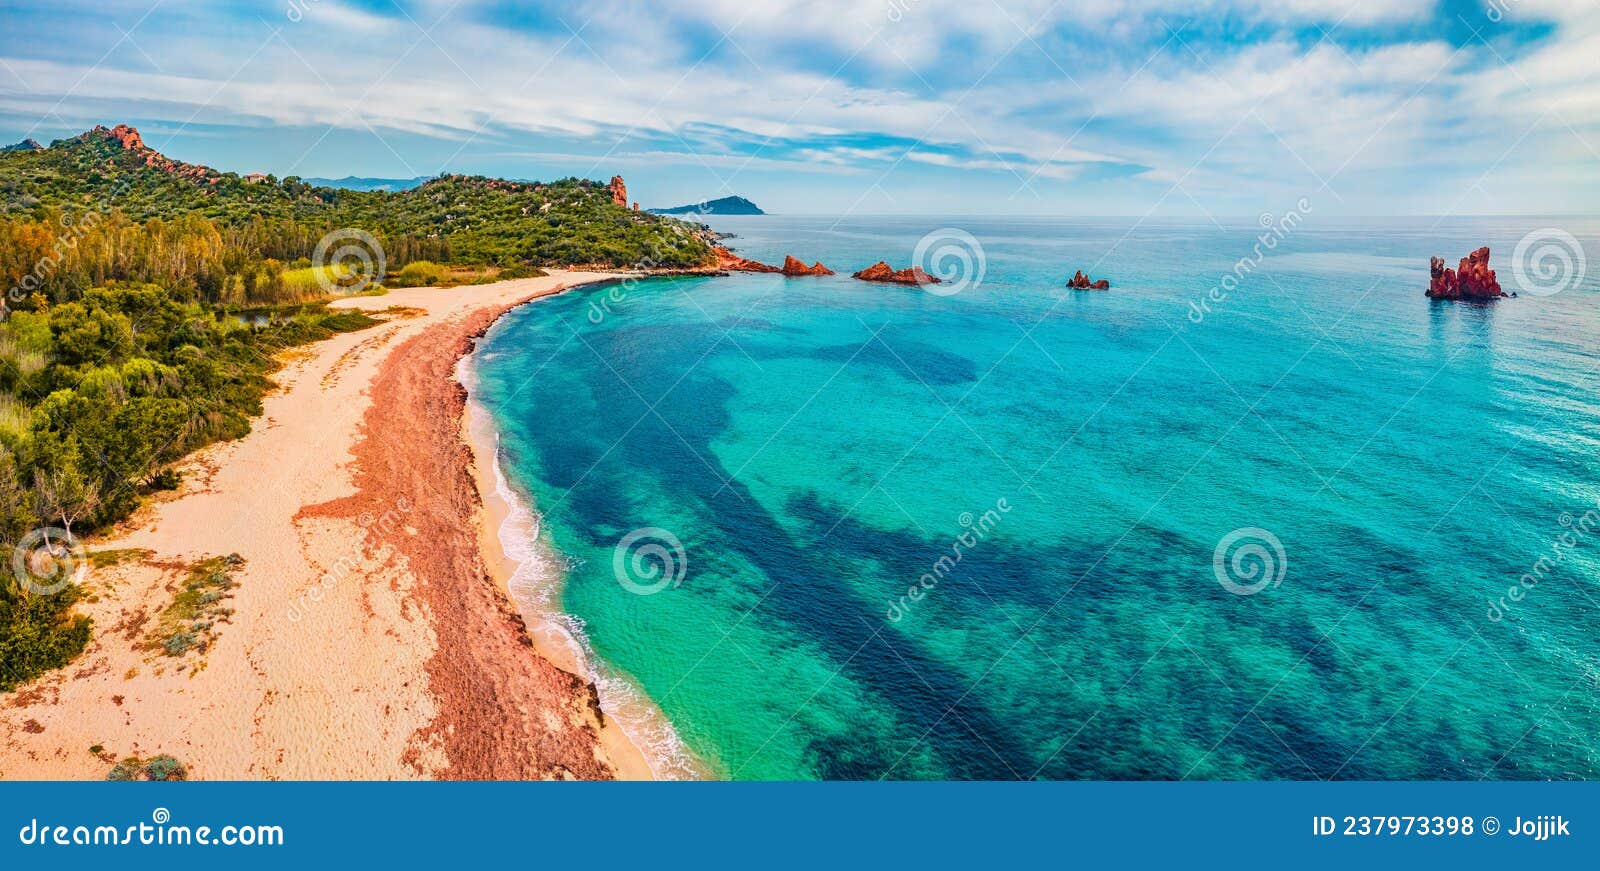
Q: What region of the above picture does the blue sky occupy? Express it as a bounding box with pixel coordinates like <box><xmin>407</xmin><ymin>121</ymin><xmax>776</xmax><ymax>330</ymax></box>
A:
<box><xmin>0</xmin><ymin>0</ymin><xmax>1596</xmax><ymax>215</ymax></box>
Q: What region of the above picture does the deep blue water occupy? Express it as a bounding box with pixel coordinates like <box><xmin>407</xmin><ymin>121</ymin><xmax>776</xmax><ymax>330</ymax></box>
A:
<box><xmin>471</xmin><ymin>214</ymin><xmax>1600</xmax><ymax>780</ymax></box>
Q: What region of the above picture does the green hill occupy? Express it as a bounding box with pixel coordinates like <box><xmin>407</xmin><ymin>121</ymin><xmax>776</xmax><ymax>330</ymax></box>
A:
<box><xmin>0</xmin><ymin>125</ymin><xmax>714</xmax><ymax>272</ymax></box>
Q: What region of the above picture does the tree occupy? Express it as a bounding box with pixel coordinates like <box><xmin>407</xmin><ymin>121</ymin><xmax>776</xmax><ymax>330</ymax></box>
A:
<box><xmin>31</xmin><ymin>438</ymin><xmax>100</xmax><ymax>541</ymax></box>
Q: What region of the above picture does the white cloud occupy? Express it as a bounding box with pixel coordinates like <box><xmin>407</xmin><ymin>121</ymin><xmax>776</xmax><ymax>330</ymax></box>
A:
<box><xmin>2</xmin><ymin>0</ymin><xmax>1598</xmax><ymax>212</ymax></box>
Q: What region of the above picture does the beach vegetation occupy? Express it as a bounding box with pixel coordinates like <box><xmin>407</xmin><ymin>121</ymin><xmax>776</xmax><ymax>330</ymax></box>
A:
<box><xmin>0</xmin><ymin>124</ymin><xmax>704</xmax><ymax>690</ymax></box>
<box><xmin>105</xmin><ymin>754</ymin><xmax>187</xmax><ymax>781</ymax></box>
<box><xmin>0</xmin><ymin>281</ymin><xmax>371</xmax><ymax>689</ymax></box>
<box><xmin>147</xmin><ymin>553</ymin><xmax>243</xmax><ymax>660</ymax></box>
<box><xmin>390</xmin><ymin>260</ymin><xmax>446</xmax><ymax>287</ymax></box>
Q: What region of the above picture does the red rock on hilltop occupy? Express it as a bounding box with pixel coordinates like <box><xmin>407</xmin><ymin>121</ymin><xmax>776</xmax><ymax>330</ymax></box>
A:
<box><xmin>714</xmin><ymin>246</ymin><xmax>780</xmax><ymax>273</ymax></box>
<box><xmin>106</xmin><ymin>123</ymin><xmax>144</xmax><ymax>150</ymax></box>
<box><xmin>781</xmin><ymin>256</ymin><xmax>834</xmax><ymax>276</ymax></box>
<box><xmin>609</xmin><ymin>175</ymin><xmax>628</xmax><ymax>207</ymax></box>
<box><xmin>1427</xmin><ymin>247</ymin><xmax>1506</xmax><ymax>300</ymax></box>
<box><xmin>84</xmin><ymin>123</ymin><xmax>221</xmax><ymax>185</ymax></box>
<box><xmin>1066</xmin><ymin>270</ymin><xmax>1110</xmax><ymax>290</ymax></box>
<box><xmin>852</xmin><ymin>261</ymin><xmax>940</xmax><ymax>285</ymax></box>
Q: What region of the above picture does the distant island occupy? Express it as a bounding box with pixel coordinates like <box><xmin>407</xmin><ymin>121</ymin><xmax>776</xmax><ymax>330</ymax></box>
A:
<box><xmin>649</xmin><ymin>195</ymin><xmax>764</xmax><ymax>216</ymax></box>
<box><xmin>304</xmin><ymin>175</ymin><xmax>430</xmax><ymax>192</ymax></box>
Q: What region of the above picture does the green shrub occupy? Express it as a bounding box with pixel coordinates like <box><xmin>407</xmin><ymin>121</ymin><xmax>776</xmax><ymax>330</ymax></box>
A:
<box><xmin>106</xmin><ymin>754</ymin><xmax>187</xmax><ymax>781</ymax></box>
<box><xmin>389</xmin><ymin>260</ymin><xmax>446</xmax><ymax>288</ymax></box>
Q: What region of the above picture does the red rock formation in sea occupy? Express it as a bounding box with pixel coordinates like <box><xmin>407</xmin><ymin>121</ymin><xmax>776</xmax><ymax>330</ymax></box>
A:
<box><xmin>1066</xmin><ymin>270</ymin><xmax>1110</xmax><ymax>290</ymax></box>
<box><xmin>714</xmin><ymin>246</ymin><xmax>780</xmax><ymax>273</ymax></box>
<box><xmin>609</xmin><ymin>175</ymin><xmax>628</xmax><ymax>207</ymax></box>
<box><xmin>781</xmin><ymin>256</ymin><xmax>835</xmax><ymax>276</ymax></box>
<box><xmin>1427</xmin><ymin>247</ymin><xmax>1506</xmax><ymax>300</ymax></box>
<box><xmin>852</xmin><ymin>261</ymin><xmax>940</xmax><ymax>285</ymax></box>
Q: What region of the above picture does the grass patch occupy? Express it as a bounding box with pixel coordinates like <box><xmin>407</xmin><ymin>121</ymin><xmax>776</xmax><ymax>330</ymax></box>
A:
<box><xmin>146</xmin><ymin>554</ymin><xmax>242</xmax><ymax>659</ymax></box>
<box><xmin>280</xmin><ymin>264</ymin><xmax>375</xmax><ymax>297</ymax></box>
<box><xmin>106</xmin><ymin>754</ymin><xmax>187</xmax><ymax>781</ymax></box>
<box><xmin>0</xmin><ymin>393</ymin><xmax>31</xmax><ymax>440</ymax></box>
<box><xmin>386</xmin><ymin>261</ymin><xmax>549</xmax><ymax>289</ymax></box>
<box><xmin>87</xmin><ymin>548</ymin><xmax>155</xmax><ymax>569</ymax></box>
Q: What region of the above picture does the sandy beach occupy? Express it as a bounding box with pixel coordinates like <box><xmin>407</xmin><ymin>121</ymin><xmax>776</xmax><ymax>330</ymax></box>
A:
<box><xmin>0</xmin><ymin>270</ymin><xmax>654</xmax><ymax>780</ymax></box>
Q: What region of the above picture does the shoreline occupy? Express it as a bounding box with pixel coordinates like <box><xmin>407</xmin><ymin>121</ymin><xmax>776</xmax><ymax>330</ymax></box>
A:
<box><xmin>459</xmin><ymin>361</ymin><xmax>703</xmax><ymax>780</ymax></box>
<box><xmin>0</xmin><ymin>270</ymin><xmax>646</xmax><ymax>779</ymax></box>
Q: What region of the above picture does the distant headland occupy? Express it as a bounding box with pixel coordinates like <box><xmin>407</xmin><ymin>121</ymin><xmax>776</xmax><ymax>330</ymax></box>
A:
<box><xmin>303</xmin><ymin>175</ymin><xmax>430</xmax><ymax>192</ymax></box>
<box><xmin>649</xmin><ymin>196</ymin><xmax>765</xmax><ymax>216</ymax></box>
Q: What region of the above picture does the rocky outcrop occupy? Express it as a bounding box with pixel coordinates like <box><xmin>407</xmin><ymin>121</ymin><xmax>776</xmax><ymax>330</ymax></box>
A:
<box><xmin>714</xmin><ymin>246</ymin><xmax>779</xmax><ymax>273</ymax></box>
<box><xmin>1066</xmin><ymin>270</ymin><xmax>1110</xmax><ymax>290</ymax></box>
<box><xmin>1427</xmin><ymin>247</ymin><xmax>1506</xmax><ymax>300</ymax></box>
<box><xmin>106</xmin><ymin>123</ymin><xmax>144</xmax><ymax>150</ymax></box>
<box><xmin>781</xmin><ymin>256</ymin><xmax>834</xmax><ymax>276</ymax></box>
<box><xmin>852</xmin><ymin>261</ymin><xmax>940</xmax><ymax>285</ymax></box>
<box><xmin>609</xmin><ymin>175</ymin><xmax>627</xmax><ymax>207</ymax></box>
<box><xmin>82</xmin><ymin>124</ymin><xmax>220</xmax><ymax>185</ymax></box>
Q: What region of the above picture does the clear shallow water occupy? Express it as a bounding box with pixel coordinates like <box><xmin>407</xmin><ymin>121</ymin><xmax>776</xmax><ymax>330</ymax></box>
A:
<box><xmin>472</xmin><ymin>215</ymin><xmax>1600</xmax><ymax>780</ymax></box>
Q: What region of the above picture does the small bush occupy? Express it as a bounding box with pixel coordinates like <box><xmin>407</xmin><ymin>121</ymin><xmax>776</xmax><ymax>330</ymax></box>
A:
<box><xmin>106</xmin><ymin>754</ymin><xmax>187</xmax><ymax>781</ymax></box>
<box><xmin>389</xmin><ymin>260</ymin><xmax>446</xmax><ymax>288</ymax></box>
<box><xmin>146</xmin><ymin>468</ymin><xmax>182</xmax><ymax>491</ymax></box>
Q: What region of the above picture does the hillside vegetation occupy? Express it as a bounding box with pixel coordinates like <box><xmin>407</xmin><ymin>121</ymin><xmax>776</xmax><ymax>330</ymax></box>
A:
<box><xmin>0</xmin><ymin>125</ymin><xmax>707</xmax><ymax>689</ymax></box>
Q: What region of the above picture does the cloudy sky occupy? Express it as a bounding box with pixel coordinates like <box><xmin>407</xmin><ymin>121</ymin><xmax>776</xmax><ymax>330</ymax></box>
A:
<box><xmin>0</xmin><ymin>0</ymin><xmax>1596</xmax><ymax>215</ymax></box>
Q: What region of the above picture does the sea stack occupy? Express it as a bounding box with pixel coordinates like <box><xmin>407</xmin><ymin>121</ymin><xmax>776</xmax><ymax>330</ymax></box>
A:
<box><xmin>852</xmin><ymin>261</ymin><xmax>940</xmax><ymax>285</ymax></box>
<box><xmin>1427</xmin><ymin>247</ymin><xmax>1506</xmax><ymax>300</ymax></box>
<box><xmin>1066</xmin><ymin>270</ymin><xmax>1110</xmax><ymax>290</ymax></box>
<box><xmin>781</xmin><ymin>256</ymin><xmax>834</xmax><ymax>276</ymax></box>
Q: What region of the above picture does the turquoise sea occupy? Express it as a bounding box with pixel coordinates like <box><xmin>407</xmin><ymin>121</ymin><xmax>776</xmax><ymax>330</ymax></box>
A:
<box><xmin>468</xmin><ymin>214</ymin><xmax>1600</xmax><ymax>780</ymax></box>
